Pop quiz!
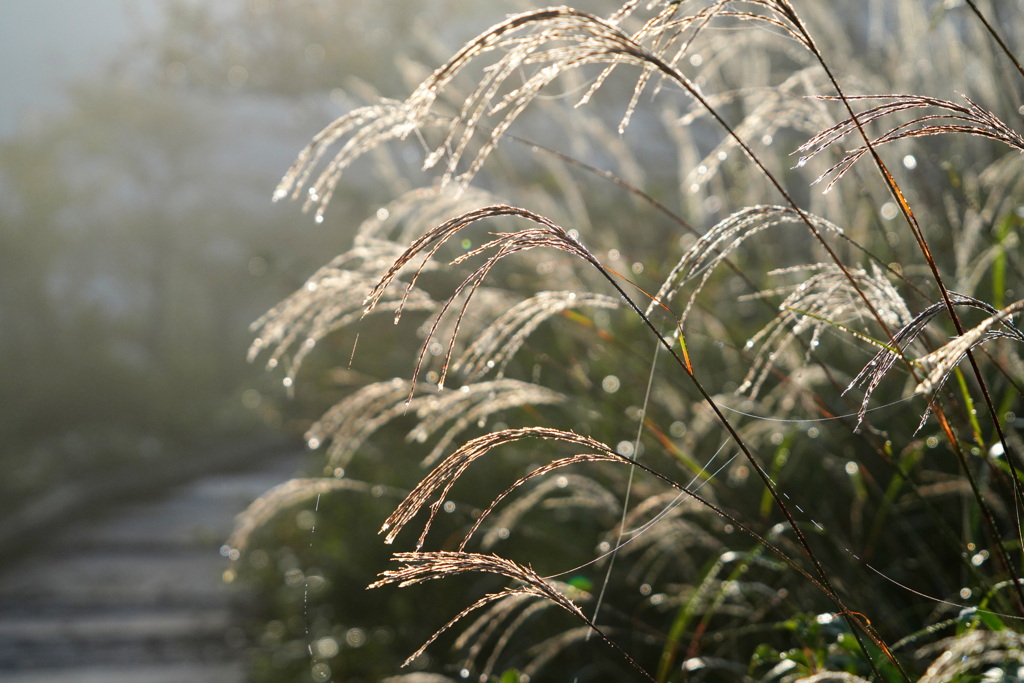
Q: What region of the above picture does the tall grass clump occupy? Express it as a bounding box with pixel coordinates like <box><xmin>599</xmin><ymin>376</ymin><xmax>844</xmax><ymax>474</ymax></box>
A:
<box><xmin>232</xmin><ymin>1</ymin><xmax>1024</xmax><ymax>680</ymax></box>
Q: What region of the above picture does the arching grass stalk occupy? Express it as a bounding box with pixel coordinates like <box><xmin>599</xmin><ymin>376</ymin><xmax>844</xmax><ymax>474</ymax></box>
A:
<box><xmin>780</xmin><ymin>0</ymin><xmax>1024</xmax><ymax>610</ymax></box>
<box><xmin>362</xmin><ymin>200</ymin><xmax>905</xmax><ymax>678</ymax></box>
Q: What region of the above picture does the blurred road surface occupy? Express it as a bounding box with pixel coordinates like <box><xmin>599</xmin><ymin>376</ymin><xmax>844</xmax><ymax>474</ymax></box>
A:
<box><xmin>0</xmin><ymin>446</ymin><xmax>304</xmax><ymax>683</ymax></box>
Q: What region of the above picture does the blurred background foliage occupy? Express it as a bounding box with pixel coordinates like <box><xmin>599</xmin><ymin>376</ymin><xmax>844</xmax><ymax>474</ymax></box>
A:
<box><xmin>0</xmin><ymin>0</ymin><xmax>499</xmax><ymax>516</ymax></box>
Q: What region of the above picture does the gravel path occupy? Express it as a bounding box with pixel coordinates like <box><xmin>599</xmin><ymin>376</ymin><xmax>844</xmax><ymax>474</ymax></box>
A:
<box><xmin>0</xmin><ymin>447</ymin><xmax>304</xmax><ymax>682</ymax></box>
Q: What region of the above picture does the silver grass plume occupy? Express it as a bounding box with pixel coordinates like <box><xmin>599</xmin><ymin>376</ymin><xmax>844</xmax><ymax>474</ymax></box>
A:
<box><xmin>363</xmin><ymin>205</ymin><xmax>605</xmax><ymax>391</ymax></box>
<box><xmin>738</xmin><ymin>262</ymin><xmax>910</xmax><ymax>399</ymax></box>
<box><xmin>648</xmin><ymin>205</ymin><xmax>844</xmax><ymax>324</ymax></box>
<box><xmin>917</xmin><ymin>630</ymin><xmax>1024</xmax><ymax>683</ymax></box>
<box><xmin>226</xmin><ymin>477</ymin><xmax>390</xmax><ymax>556</ymax></box>
<box><xmin>522</xmin><ymin>625</ymin><xmax>609</xmax><ymax>678</ymax></box>
<box><xmin>381</xmin><ymin>675</ymin><xmax>458</xmax><ymax>683</ymax></box>
<box><xmin>379</xmin><ymin>427</ymin><xmax>619</xmax><ymax>549</ymax></box>
<box><xmin>451</xmin><ymin>290</ymin><xmax>620</xmax><ymax>381</ymax></box>
<box><xmin>452</xmin><ymin>585</ymin><xmax>590</xmax><ymax>680</ymax></box>
<box><xmin>304</xmin><ymin>378</ymin><xmax>436</xmax><ymax>467</ymax></box>
<box><xmin>794</xmin><ymin>674</ymin><xmax>871</xmax><ymax>683</ymax></box>
<box><xmin>452</xmin><ymin>592</ymin><xmax>539</xmax><ymax>677</ymax></box>
<box><xmin>248</xmin><ymin>240</ymin><xmax>436</xmax><ymax>383</ymax></box>
<box><xmin>306</xmin><ymin>377</ymin><xmax>563</xmax><ymax>468</ymax></box>
<box><xmin>797</xmin><ymin>94</ymin><xmax>1024</xmax><ymax>192</ymax></box>
<box><xmin>910</xmin><ymin>298</ymin><xmax>1024</xmax><ymax>430</ymax></box>
<box><xmin>680</xmin><ymin>67</ymin><xmax>831</xmax><ymax>192</ymax></box>
<box><xmin>273</xmin><ymin>2</ymin><xmax>819</xmax><ymax>219</ymax></box>
<box><xmin>408</xmin><ymin>379</ymin><xmax>567</xmax><ymax>466</ymax></box>
<box><xmin>250</xmin><ymin>186</ymin><xmax>516</xmax><ymax>383</ymax></box>
<box><xmin>367</xmin><ymin>551</ymin><xmax>650</xmax><ymax>676</ymax></box>
<box><xmin>356</xmin><ymin>185</ymin><xmax>510</xmax><ymax>245</ymax></box>
<box><xmin>846</xmin><ymin>294</ymin><xmax>1024</xmax><ymax>432</ymax></box>
<box><xmin>476</xmin><ymin>473</ymin><xmax>618</xmax><ymax>550</ymax></box>
<box><xmin>614</xmin><ymin>490</ymin><xmax>725</xmax><ymax>584</ymax></box>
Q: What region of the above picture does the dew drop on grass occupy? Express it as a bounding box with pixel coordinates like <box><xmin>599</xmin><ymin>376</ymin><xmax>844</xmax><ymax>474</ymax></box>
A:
<box><xmin>960</xmin><ymin>587</ymin><xmax>972</xmax><ymax>599</ymax></box>
<box><xmin>761</xmin><ymin>134</ymin><xmax>773</xmax><ymax>146</ymax></box>
<box><xmin>315</xmin><ymin>214</ymin><xmax>324</xmax><ymax>224</ymax></box>
<box><xmin>315</xmin><ymin>637</ymin><xmax>339</xmax><ymax>658</ymax></box>
<box><xmin>902</xmin><ymin>154</ymin><xmax>917</xmax><ymax>169</ymax></box>
<box><xmin>296</xmin><ymin>510</ymin><xmax>316</xmax><ymax>530</ymax></box>
<box><xmin>282</xmin><ymin>377</ymin><xmax>293</xmax><ymax>388</ymax></box>
<box><xmin>284</xmin><ymin>568</ymin><xmax>305</xmax><ymax>587</ymax></box>
<box><xmin>307</xmin><ymin>437</ymin><xmax>321</xmax><ymax>450</ymax></box>
<box><xmin>376</xmin><ymin>207</ymin><xmax>390</xmax><ymax>221</ymax></box>
<box><xmin>617</xmin><ymin>441</ymin><xmax>635</xmax><ymax>458</ymax></box>
<box><xmin>845</xmin><ymin>461</ymin><xmax>858</xmax><ymax>475</ymax></box>
<box><xmin>443</xmin><ymin>501</ymin><xmax>456</xmax><ymax>513</ymax></box>
<box><xmin>345</xmin><ymin>628</ymin><xmax>366</xmax><ymax>647</ymax></box>
<box><xmin>601</xmin><ymin>375</ymin><xmax>620</xmax><ymax>393</ymax></box>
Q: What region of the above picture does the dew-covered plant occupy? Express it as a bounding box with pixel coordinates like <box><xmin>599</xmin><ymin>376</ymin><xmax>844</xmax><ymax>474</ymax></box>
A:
<box><xmin>233</xmin><ymin>1</ymin><xmax>1024</xmax><ymax>680</ymax></box>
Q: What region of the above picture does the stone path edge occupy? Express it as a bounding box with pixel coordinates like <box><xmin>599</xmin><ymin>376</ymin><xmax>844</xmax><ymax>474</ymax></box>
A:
<box><xmin>0</xmin><ymin>432</ymin><xmax>302</xmax><ymax>565</ymax></box>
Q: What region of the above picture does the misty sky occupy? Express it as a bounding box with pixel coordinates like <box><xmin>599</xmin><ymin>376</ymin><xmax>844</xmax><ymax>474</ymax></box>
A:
<box><xmin>0</xmin><ymin>0</ymin><xmax>154</xmax><ymax>137</ymax></box>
